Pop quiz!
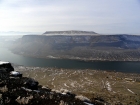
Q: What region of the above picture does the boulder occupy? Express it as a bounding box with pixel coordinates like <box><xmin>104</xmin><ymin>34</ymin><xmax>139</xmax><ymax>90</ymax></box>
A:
<box><xmin>24</xmin><ymin>78</ymin><xmax>39</xmax><ymax>90</ymax></box>
<box><xmin>0</xmin><ymin>61</ymin><xmax>14</xmax><ymax>73</ymax></box>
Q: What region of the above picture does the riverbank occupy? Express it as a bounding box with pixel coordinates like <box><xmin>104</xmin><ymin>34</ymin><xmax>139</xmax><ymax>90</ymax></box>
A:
<box><xmin>1</xmin><ymin>47</ymin><xmax>140</xmax><ymax>73</ymax></box>
<box><xmin>14</xmin><ymin>66</ymin><xmax>140</xmax><ymax>104</ymax></box>
<box><xmin>11</xmin><ymin>49</ymin><xmax>140</xmax><ymax>62</ymax></box>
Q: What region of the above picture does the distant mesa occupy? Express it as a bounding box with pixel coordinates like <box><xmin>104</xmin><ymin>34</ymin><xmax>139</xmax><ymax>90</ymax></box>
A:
<box><xmin>43</xmin><ymin>30</ymin><xmax>98</xmax><ymax>35</ymax></box>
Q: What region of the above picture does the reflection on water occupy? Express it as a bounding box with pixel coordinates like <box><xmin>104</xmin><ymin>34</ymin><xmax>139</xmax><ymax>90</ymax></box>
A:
<box><xmin>0</xmin><ymin>47</ymin><xmax>140</xmax><ymax>73</ymax></box>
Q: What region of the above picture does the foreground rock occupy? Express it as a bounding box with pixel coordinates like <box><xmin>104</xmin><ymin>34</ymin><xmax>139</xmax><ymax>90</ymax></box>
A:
<box><xmin>0</xmin><ymin>77</ymin><xmax>100</xmax><ymax>105</ymax></box>
<box><xmin>0</xmin><ymin>61</ymin><xmax>14</xmax><ymax>73</ymax></box>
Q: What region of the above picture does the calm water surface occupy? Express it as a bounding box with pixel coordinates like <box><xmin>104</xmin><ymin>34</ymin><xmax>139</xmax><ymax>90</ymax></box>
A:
<box><xmin>0</xmin><ymin>47</ymin><xmax>140</xmax><ymax>73</ymax></box>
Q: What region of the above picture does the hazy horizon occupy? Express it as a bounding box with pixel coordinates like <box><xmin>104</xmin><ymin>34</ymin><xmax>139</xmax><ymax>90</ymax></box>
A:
<box><xmin>0</xmin><ymin>30</ymin><xmax>140</xmax><ymax>36</ymax></box>
<box><xmin>0</xmin><ymin>0</ymin><xmax>140</xmax><ymax>35</ymax></box>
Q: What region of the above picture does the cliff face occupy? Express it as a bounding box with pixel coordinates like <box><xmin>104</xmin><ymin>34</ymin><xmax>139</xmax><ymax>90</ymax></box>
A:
<box><xmin>10</xmin><ymin>33</ymin><xmax>140</xmax><ymax>61</ymax></box>
<box><xmin>18</xmin><ymin>34</ymin><xmax>140</xmax><ymax>49</ymax></box>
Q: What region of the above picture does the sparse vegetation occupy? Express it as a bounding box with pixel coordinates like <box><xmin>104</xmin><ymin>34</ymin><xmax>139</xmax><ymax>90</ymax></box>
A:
<box><xmin>15</xmin><ymin>66</ymin><xmax>140</xmax><ymax>105</ymax></box>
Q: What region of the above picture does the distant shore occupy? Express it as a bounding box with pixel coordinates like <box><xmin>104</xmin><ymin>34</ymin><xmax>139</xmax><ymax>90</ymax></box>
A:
<box><xmin>10</xmin><ymin>50</ymin><xmax>140</xmax><ymax>62</ymax></box>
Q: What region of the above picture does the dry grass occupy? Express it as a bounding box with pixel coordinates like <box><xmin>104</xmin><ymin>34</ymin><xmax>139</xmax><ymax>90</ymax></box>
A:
<box><xmin>14</xmin><ymin>66</ymin><xmax>140</xmax><ymax>104</ymax></box>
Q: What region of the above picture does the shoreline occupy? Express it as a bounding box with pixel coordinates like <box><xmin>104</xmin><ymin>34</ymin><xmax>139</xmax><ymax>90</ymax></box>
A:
<box><xmin>11</xmin><ymin>51</ymin><xmax>140</xmax><ymax>62</ymax></box>
<box><xmin>1</xmin><ymin>47</ymin><xmax>140</xmax><ymax>74</ymax></box>
<box><xmin>14</xmin><ymin>65</ymin><xmax>139</xmax><ymax>75</ymax></box>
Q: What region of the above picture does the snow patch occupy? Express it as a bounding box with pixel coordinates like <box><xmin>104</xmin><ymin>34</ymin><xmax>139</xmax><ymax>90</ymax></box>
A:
<box><xmin>84</xmin><ymin>102</ymin><xmax>94</xmax><ymax>105</ymax></box>
<box><xmin>75</xmin><ymin>95</ymin><xmax>90</xmax><ymax>102</ymax></box>
<box><xmin>127</xmin><ymin>88</ymin><xmax>135</xmax><ymax>94</ymax></box>
<box><xmin>106</xmin><ymin>81</ymin><xmax>112</xmax><ymax>91</ymax></box>
<box><xmin>0</xmin><ymin>61</ymin><xmax>9</xmax><ymax>65</ymax></box>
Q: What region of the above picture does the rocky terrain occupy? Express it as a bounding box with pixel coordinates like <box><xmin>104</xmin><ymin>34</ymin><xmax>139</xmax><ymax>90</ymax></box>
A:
<box><xmin>0</xmin><ymin>62</ymin><xmax>98</xmax><ymax>105</ymax></box>
<box><xmin>0</xmin><ymin>61</ymin><xmax>140</xmax><ymax>105</ymax></box>
<box><xmin>9</xmin><ymin>30</ymin><xmax>140</xmax><ymax>61</ymax></box>
<box><xmin>0</xmin><ymin>76</ymin><xmax>93</xmax><ymax>105</ymax></box>
<box><xmin>14</xmin><ymin>66</ymin><xmax>140</xmax><ymax>105</ymax></box>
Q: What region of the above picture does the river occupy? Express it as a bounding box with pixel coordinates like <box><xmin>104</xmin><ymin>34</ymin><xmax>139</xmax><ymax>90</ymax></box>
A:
<box><xmin>0</xmin><ymin>47</ymin><xmax>140</xmax><ymax>73</ymax></box>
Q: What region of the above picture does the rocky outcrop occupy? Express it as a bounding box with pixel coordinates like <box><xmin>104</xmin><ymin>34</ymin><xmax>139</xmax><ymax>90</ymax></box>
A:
<box><xmin>0</xmin><ymin>64</ymin><xmax>107</xmax><ymax>105</ymax></box>
<box><xmin>0</xmin><ymin>76</ymin><xmax>96</xmax><ymax>105</ymax></box>
<box><xmin>0</xmin><ymin>61</ymin><xmax>14</xmax><ymax>73</ymax></box>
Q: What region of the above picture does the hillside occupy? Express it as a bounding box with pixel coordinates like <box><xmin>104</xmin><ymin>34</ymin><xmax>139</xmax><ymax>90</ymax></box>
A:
<box><xmin>9</xmin><ymin>31</ymin><xmax>140</xmax><ymax>61</ymax></box>
<box><xmin>1</xmin><ymin>62</ymin><xmax>140</xmax><ymax>104</ymax></box>
<box><xmin>15</xmin><ymin>66</ymin><xmax>140</xmax><ymax>105</ymax></box>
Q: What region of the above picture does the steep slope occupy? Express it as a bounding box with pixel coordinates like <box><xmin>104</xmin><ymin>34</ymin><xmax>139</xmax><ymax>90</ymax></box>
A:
<box><xmin>10</xmin><ymin>32</ymin><xmax>140</xmax><ymax>61</ymax></box>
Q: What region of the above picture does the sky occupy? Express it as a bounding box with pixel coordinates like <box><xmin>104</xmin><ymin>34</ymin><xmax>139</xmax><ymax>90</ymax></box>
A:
<box><xmin>0</xmin><ymin>0</ymin><xmax>140</xmax><ymax>34</ymax></box>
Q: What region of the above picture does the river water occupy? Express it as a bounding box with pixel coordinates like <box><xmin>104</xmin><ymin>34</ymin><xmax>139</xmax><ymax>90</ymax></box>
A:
<box><xmin>0</xmin><ymin>47</ymin><xmax>140</xmax><ymax>73</ymax></box>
